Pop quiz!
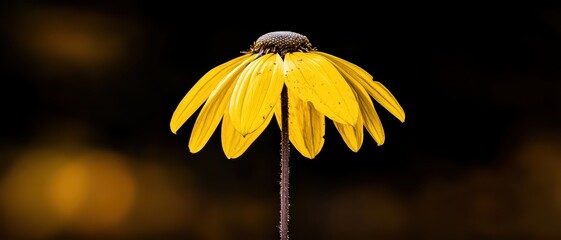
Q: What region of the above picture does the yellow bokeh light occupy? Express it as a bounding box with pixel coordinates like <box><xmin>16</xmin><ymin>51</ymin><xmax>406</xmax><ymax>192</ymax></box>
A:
<box><xmin>1</xmin><ymin>147</ymin><xmax>137</xmax><ymax>238</ymax></box>
<box><xmin>48</xmin><ymin>161</ymin><xmax>90</xmax><ymax>219</ymax></box>
<box><xmin>0</xmin><ymin>150</ymin><xmax>66</xmax><ymax>239</ymax></box>
<box><xmin>69</xmin><ymin>153</ymin><xmax>136</xmax><ymax>234</ymax></box>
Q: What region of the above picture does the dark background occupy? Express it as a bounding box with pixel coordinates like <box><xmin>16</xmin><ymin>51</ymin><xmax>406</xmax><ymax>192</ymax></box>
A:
<box><xmin>1</xmin><ymin>2</ymin><xmax>561</xmax><ymax>240</ymax></box>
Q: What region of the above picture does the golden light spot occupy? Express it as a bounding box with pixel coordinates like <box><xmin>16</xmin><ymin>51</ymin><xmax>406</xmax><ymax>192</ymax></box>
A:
<box><xmin>48</xmin><ymin>161</ymin><xmax>90</xmax><ymax>219</ymax></box>
<box><xmin>0</xmin><ymin>150</ymin><xmax>69</xmax><ymax>238</ymax></box>
<box><xmin>10</xmin><ymin>6</ymin><xmax>138</xmax><ymax>76</ymax></box>
<box><xmin>0</xmin><ymin>147</ymin><xmax>137</xmax><ymax>238</ymax></box>
<box><xmin>68</xmin><ymin>153</ymin><xmax>137</xmax><ymax>234</ymax></box>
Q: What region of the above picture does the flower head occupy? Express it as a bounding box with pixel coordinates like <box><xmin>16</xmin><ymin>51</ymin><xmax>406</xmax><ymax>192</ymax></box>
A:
<box><xmin>170</xmin><ymin>31</ymin><xmax>405</xmax><ymax>159</ymax></box>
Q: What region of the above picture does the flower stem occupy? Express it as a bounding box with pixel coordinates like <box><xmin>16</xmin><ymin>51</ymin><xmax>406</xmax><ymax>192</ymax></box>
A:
<box><xmin>280</xmin><ymin>86</ymin><xmax>290</xmax><ymax>240</ymax></box>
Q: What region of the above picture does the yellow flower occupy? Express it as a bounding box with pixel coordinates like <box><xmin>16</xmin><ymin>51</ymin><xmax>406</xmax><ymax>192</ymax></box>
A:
<box><xmin>170</xmin><ymin>31</ymin><xmax>405</xmax><ymax>159</ymax></box>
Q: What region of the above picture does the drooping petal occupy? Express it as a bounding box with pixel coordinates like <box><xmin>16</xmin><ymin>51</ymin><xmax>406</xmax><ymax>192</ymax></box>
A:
<box><xmin>356</xmin><ymin>90</ymin><xmax>385</xmax><ymax>146</ymax></box>
<box><xmin>284</xmin><ymin>52</ymin><xmax>359</xmax><ymax>125</ymax></box>
<box><xmin>333</xmin><ymin>113</ymin><xmax>364</xmax><ymax>152</ymax></box>
<box><xmin>221</xmin><ymin>108</ymin><xmax>275</xmax><ymax>159</ymax></box>
<box><xmin>315</xmin><ymin>51</ymin><xmax>373</xmax><ymax>78</ymax></box>
<box><xmin>229</xmin><ymin>53</ymin><xmax>284</xmax><ymax>136</ymax></box>
<box><xmin>320</xmin><ymin>54</ymin><xmax>385</xmax><ymax>145</ymax></box>
<box><xmin>188</xmin><ymin>57</ymin><xmax>254</xmax><ymax>153</ymax></box>
<box><xmin>367</xmin><ymin>81</ymin><xmax>406</xmax><ymax>122</ymax></box>
<box><xmin>170</xmin><ymin>54</ymin><xmax>257</xmax><ymax>134</ymax></box>
<box><xmin>275</xmin><ymin>91</ymin><xmax>325</xmax><ymax>159</ymax></box>
<box><xmin>315</xmin><ymin>51</ymin><xmax>405</xmax><ymax>122</ymax></box>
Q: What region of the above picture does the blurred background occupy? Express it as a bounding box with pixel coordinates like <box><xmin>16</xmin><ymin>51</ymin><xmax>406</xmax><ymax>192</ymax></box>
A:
<box><xmin>1</xmin><ymin>1</ymin><xmax>561</xmax><ymax>240</ymax></box>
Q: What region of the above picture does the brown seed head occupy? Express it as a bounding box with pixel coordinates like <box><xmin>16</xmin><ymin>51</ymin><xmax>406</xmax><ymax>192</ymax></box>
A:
<box><xmin>246</xmin><ymin>31</ymin><xmax>316</xmax><ymax>57</ymax></box>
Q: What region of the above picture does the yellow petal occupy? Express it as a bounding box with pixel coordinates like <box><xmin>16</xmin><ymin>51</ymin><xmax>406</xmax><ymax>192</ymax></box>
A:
<box><xmin>274</xmin><ymin>97</ymin><xmax>282</xmax><ymax>130</ymax></box>
<box><xmin>229</xmin><ymin>53</ymin><xmax>284</xmax><ymax>136</ymax></box>
<box><xmin>368</xmin><ymin>81</ymin><xmax>406</xmax><ymax>122</ymax></box>
<box><xmin>170</xmin><ymin>54</ymin><xmax>257</xmax><ymax>134</ymax></box>
<box><xmin>315</xmin><ymin>51</ymin><xmax>405</xmax><ymax>122</ymax></box>
<box><xmin>221</xmin><ymin>108</ymin><xmax>274</xmax><ymax>159</ymax></box>
<box><xmin>275</xmin><ymin>91</ymin><xmax>325</xmax><ymax>159</ymax></box>
<box><xmin>315</xmin><ymin>51</ymin><xmax>373</xmax><ymax>78</ymax></box>
<box><xmin>284</xmin><ymin>52</ymin><xmax>359</xmax><ymax>125</ymax></box>
<box><xmin>322</xmin><ymin>55</ymin><xmax>385</xmax><ymax>145</ymax></box>
<box><xmin>334</xmin><ymin>113</ymin><xmax>364</xmax><ymax>152</ymax></box>
<box><xmin>188</xmin><ymin>58</ymin><xmax>253</xmax><ymax>153</ymax></box>
<box><xmin>357</xmin><ymin>91</ymin><xmax>385</xmax><ymax>146</ymax></box>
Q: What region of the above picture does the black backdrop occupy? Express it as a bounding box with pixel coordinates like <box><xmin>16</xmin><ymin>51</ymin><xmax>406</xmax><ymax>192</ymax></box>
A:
<box><xmin>1</xmin><ymin>2</ymin><xmax>560</xmax><ymax>240</ymax></box>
